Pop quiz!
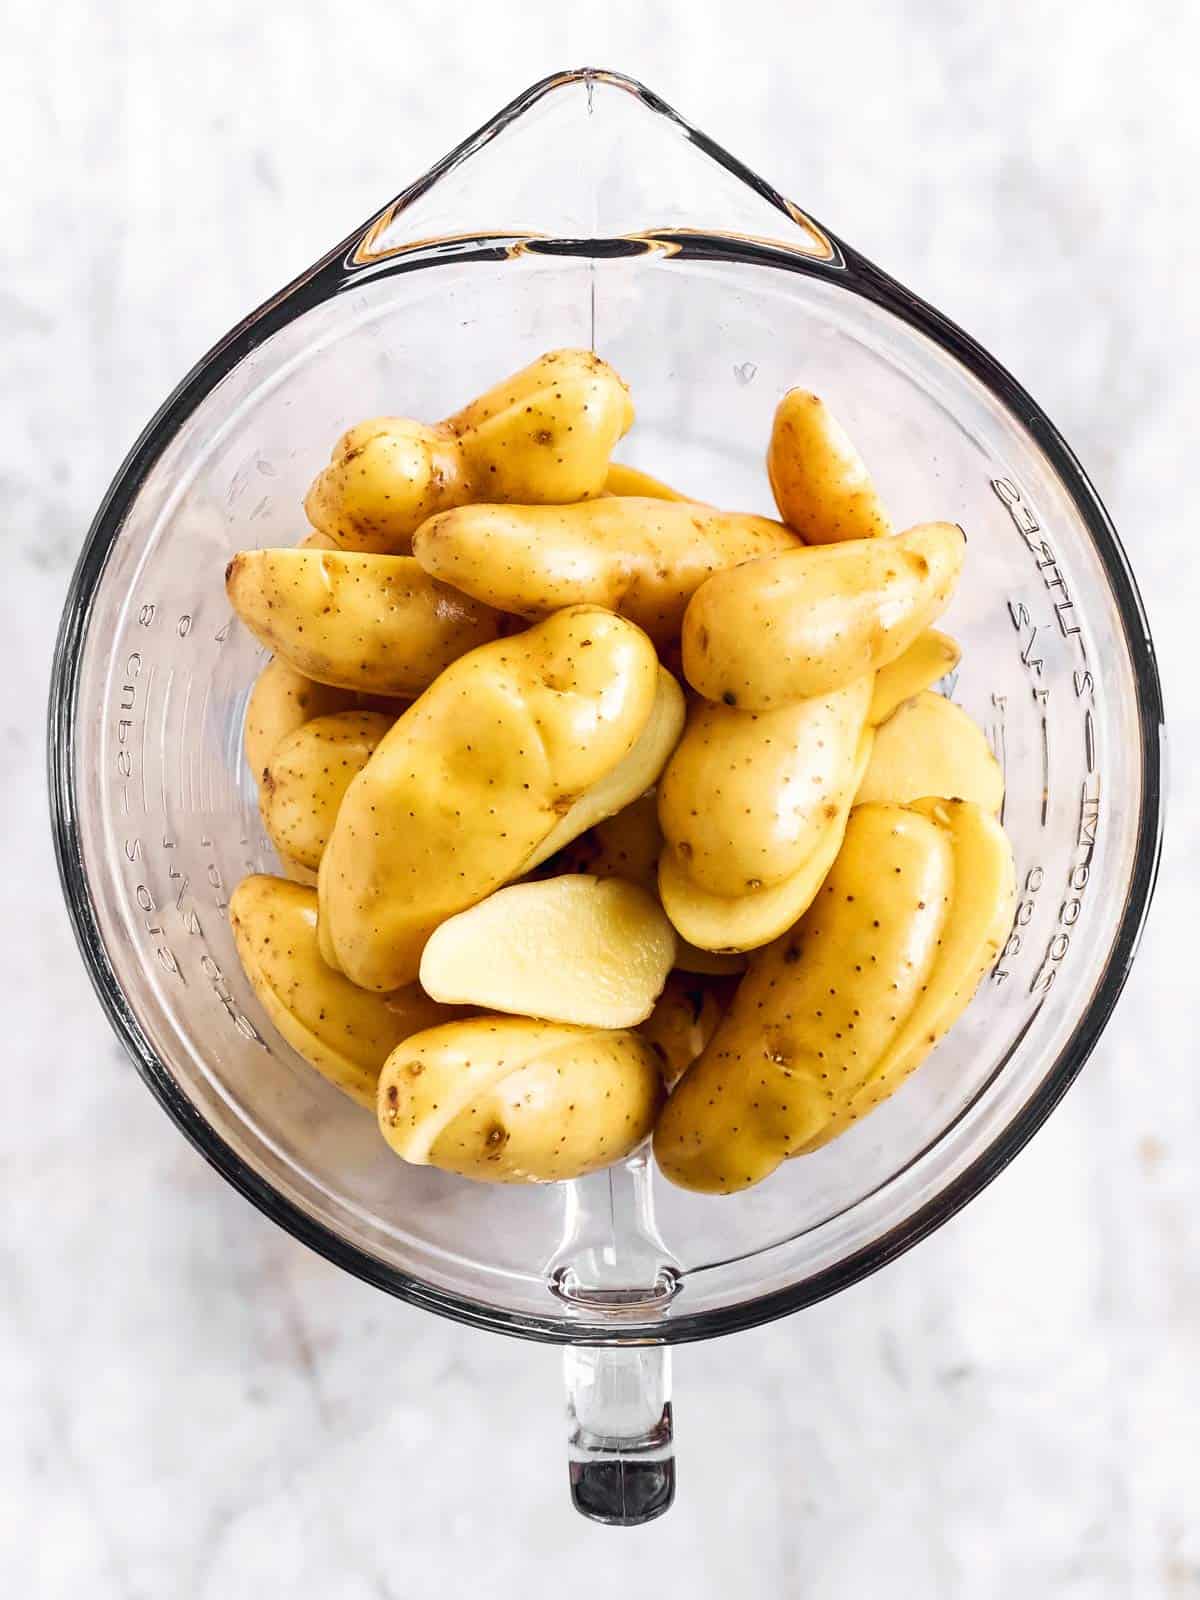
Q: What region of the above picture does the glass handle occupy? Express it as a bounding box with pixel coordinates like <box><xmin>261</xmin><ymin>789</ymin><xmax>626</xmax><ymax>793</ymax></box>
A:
<box><xmin>564</xmin><ymin>1345</ymin><xmax>675</xmax><ymax>1525</ymax></box>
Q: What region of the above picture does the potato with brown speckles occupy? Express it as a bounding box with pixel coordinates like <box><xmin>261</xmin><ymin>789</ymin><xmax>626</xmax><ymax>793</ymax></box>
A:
<box><xmin>682</xmin><ymin>522</ymin><xmax>965</xmax><ymax>709</ymax></box>
<box><xmin>767</xmin><ymin>388</ymin><xmax>890</xmax><ymax>544</ymax></box>
<box><xmin>261</xmin><ymin>710</ymin><xmax>394</xmax><ymax>872</ymax></box>
<box><xmin>377</xmin><ymin>1016</ymin><xmax>663</xmax><ymax>1183</ymax></box>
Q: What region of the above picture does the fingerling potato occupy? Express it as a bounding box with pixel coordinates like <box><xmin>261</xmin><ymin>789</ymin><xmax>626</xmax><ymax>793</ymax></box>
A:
<box><xmin>767</xmin><ymin>388</ymin><xmax>890</xmax><ymax>543</ymax></box>
<box><xmin>855</xmin><ymin>691</ymin><xmax>1003</xmax><ymax>813</ymax></box>
<box><xmin>604</xmin><ymin>462</ymin><xmax>688</xmax><ymax>501</ymax></box>
<box><xmin>243</xmin><ymin>656</ymin><xmax>361</xmax><ymax>780</ymax></box>
<box><xmin>869</xmin><ymin>629</ymin><xmax>961</xmax><ymax>724</ymax></box>
<box><xmin>225</xmin><ymin>547</ymin><xmax>502</xmax><ymax>695</ymax></box>
<box><xmin>638</xmin><ymin>971</ymin><xmax>733</xmax><ymax>1088</ymax></box>
<box><xmin>261</xmin><ymin>710</ymin><xmax>393</xmax><ymax>871</ymax></box>
<box><xmin>682</xmin><ymin>522</ymin><xmax>965</xmax><ymax>708</ymax></box>
<box><xmin>377</xmin><ymin>1016</ymin><xmax>662</xmax><ymax>1183</ymax></box>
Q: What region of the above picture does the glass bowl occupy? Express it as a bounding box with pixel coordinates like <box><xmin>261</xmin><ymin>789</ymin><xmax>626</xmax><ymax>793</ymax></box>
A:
<box><xmin>48</xmin><ymin>69</ymin><xmax>1164</xmax><ymax>1524</ymax></box>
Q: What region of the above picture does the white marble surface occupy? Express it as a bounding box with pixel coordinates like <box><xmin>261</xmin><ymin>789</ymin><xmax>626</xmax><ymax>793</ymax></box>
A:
<box><xmin>4</xmin><ymin>1</ymin><xmax>1197</xmax><ymax>1594</ymax></box>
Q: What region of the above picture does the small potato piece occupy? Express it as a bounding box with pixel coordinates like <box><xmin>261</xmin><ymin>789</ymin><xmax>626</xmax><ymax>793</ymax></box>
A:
<box><xmin>869</xmin><ymin>629</ymin><xmax>960</xmax><ymax>725</ymax></box>
<box><xmin>378</xmin><ymin>1016</ymin><xmax>663</xmax><ymax>1183</ymax></box>
<box><xmin>855</xmin><ymin>691</ymin><xmax>1003</xmax><ymax>814</ymax></box>
<box><xmin>261</xmin><ymin>711</ymin><xmax>393</xmax><ymax>871</ymax></box>
<box><xmin>305</xmin><ymin>350</ymin><xmax>633</xmax><ymax>553</ymax></box>
<box><xmin>654</xmin><ymin>805</ymin><xmax>954</xmax><ymax>1193</ymax></box>
<box><xmin>297</xmin><ymin>527</ymin><xmax>343</xmax><ymax>552</ymax></box>
<box><xmin>658</xmin><ymin>731</ymin><xmax>873</xmax><ymax>952</ymax></box>
<box><xmin>243</xmin><ymin>657</ymin><xmax>359</xmax><ymax>779</ymax></box>
<box><xmin>682</xmin><ymin>522</ymin><xmax>965</xmax><ymax>708</ymax></box>
<box><xmin>419</xmin><ymin>876</ymin><xmax>677</xmax><ymax>1029</ymax></box>
<box><xmin>638</xmin><ymin>972</ymin><xmax>732</xmax><ymax>1088</ymax></box>
<box><xmin>767</xmin><ymin>388</ymin><xmax>890</xmax><ymax>543</ymax></box>
<box><xmin>279</xmin><ymin>856</ymin><xmax>319</xmax><ymax>886</ymax></box>
<box><xmin>412</xmin><ymin>497</ymin><xmax>798</xmax><ymax>645</ymax></box>
<box><xmin>523</xmin><ymin>668</ymin><xmax>684</xmax><ymax>871</ymax></box>
<box><xmin>225</xmin><ymin>548</ymin><xmax>502</xmax><ymax>695</ymax></box>
<box><xmin>319</xmin><ymin>606</ymin><xmax>659</xmax><ymax>990</ymax></box>
<box><xmin>229</xmin><ymin>876</ymin><xmax>455</xmax><ymax>1108</ymax></box>
<box><xmin>604</xmin><ymin>463</ymin><xmax>689</xmax><ymax>501</ymax></box>
<box><xmin>659</xmin><ymin>676</ymin><xmax>871</xmax><ymax>897</ymax></box>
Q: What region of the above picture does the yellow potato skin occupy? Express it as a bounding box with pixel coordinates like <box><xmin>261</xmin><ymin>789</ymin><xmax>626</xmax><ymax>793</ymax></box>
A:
<box><xmin>319</xmin><ymin>606</ymin><xmax>659</xmax><ymax>991</ymax></box>
<box><xmin>377</xmin><ymin>1017</ymin><xmax>662</xmax><ymax>1183</ymax></box>
<box><xmin>305</xmin><ymin>350</ymin><xmax>632</xmax><ymax>553</ymax></box>
<box><xmin>638</xmin><ymin>972</ymin><xmax>733</xmax><ymax>1088</ymax></box>
<box><xmin>767</xmin><ymin>388</ymin><xmax>891</xmax><ymax>543</ymax></box>
<box><xmin>654</xmin><ymin>805</ymin><xmax>954</xmax><ymax>1193</ymax></box>
<box><xmin>682</xmin><ymin>522</ymin><xmax>965</xmax><ymax>709</ymax></box>
<box><xmin>412</xmin><ymin>497</ymin><xmax>799</xmax><ymax>645</ymax></box>
<box><xmin>261</xmin><ymin>711</ymin><xmax>394</xmax><ymax>871</ymax></box>
<box><xmin>603</xmin><ymin>463</ymin><xmax>688</xmax><ymax>501</ymax></box>
<box><xmin>229</xmin><ymin>876</ymin><xmax>456</xmax><ymax>1108</ymax></box>
<box><xmin>856</xmin><ymin>691</ymin><xmax>1004</xmax><ymax>814</ymax></box>
<box><xmin>243</xmin><ymin>657</ymin><xmax>362</xmax><ymax>780</ymax></box>
<box><xmin>869</xmin><ymin>629</ymin><xmax>960</xmax><ymax>725</ymax></box>
<box><xmin>658</xmin><ymin>676</ymin><xmax>871</xmax><ymax>897</ymax></box>
<box><xmin>225</xmin><ymin>548</ymin><xmax>501</xmax><ymax>696</ymax></box>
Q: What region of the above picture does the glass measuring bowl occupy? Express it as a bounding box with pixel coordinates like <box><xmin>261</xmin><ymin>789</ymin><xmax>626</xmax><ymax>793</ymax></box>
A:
<box><xmin>49</xmin><ymin>70</ymin><xmax>1164</xmax><ymax>1526</ymax></box>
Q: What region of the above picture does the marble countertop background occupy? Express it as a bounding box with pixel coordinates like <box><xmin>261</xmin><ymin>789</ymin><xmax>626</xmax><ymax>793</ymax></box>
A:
<box><xmin>4</xmin><ymin>2</ymin><xmax>1196</xmax><ymax>1595</ymax></box>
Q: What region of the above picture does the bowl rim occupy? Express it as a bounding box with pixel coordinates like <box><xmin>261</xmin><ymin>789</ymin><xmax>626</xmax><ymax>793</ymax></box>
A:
<box><xmin>47</xmin><ymin>67</ymin><xmax>1166</xmax><ymax>1346</ymax></box>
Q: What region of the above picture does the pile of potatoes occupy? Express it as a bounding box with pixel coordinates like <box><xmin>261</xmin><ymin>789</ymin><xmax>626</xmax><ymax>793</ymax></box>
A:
<box><xmin>227</xmin><ymin>349</ymin><xmax>1014</xmax><ymax>1196</ymax></box>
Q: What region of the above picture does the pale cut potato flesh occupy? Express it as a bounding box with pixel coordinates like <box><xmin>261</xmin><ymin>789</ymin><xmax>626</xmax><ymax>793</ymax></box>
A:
<box><xmin>412</xmin><ymin>496</ymin><xmax>799</xmax><ymax>644</ymax></box>
<box><xmin>261</xmin><ymin>711</ymin><xmax>393</xmax><ymax>871</ymax></box>
<box><xmin>377</xmin><ymin>1016</ymin><xmax>662</xmax><ymax>1183</ymax></box>
<box><xmin>767</xmin><ymin>388</ymin><xmax>891</xmax><ymax>543</ymax></box>
<box><xmin>657</xmin><ymin>731</ymin><xmax>873</xmax><ymax>952</ymax></box>
<box><xmin>603</xmin><ymin>462</ymin><xmax>689</xmax><ymax>501</ymax></box>
<box><xmin>868</xmin><ymin>629</ymin><xmax>960</xmax><ymax>725</ymax></box>
<box><xmin>319</xmin><ymin>607</ymin><xmax>659</xmax><ymax>990</ymax></box>
<box><xmin>523</xmin><ymin>668</ymin><xmax>684</xmax><ymax>872</ymax></box>
<box><xmin>653</xmin><ymin>805</ymin><xmax>954</xmax><ymax>1193</ymax></box>
<box><xmin>229</xmin><ymin>876</ymin><xmax>456</xmax><ymax>1108</ymax></box>
<box><xmin>305</xmin><ymin>350</ymin><xmax>633</xmax><ymax>553</ymax></box>
<box><xmin>855</xmin><ymin>691</ymin><xmax>1003</xmax><ymax>813</ymax></box>
<box><xmin>682</xmin><ymin>522</ymin><xmax>965</xmax><ymax>709</ymax></box>
<box><xmin>419</xmin><ymin>875</ymin><xmax>677</xmax><ymax>1029</ymax></box>
<box><xmin>225</xmin><ymin>547</ymin><xmax>502</xmax><ymax>695</ymax></box>
<box><xmin>658</xmin><ymin>676</ymin><xmax>871</xmax><ymax>897</ymax></box>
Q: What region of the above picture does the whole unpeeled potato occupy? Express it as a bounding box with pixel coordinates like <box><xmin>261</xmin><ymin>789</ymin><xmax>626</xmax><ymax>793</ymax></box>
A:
<box><xmin>261</xmin><ymin>710</ymin><xmax>394</xmax><ymax>871</ymax></box>
<box><xmin>767</xmin><ymin>388</ymin><xmax>890</xmax><ymax>544</ymax></box>
<box><xmin>412</xmin><ymin>496</ymin><xmax>798</xmax><ymax>644</ymax></box>
<box><xmin>377</xmin><ymin>1016</ymin><xmax>663</xmax><ymax>1183</ymax></box>
<box><xmin>868</xmin><ymin>629</ymin><xmax>960</xmax><ymax>725</ymax></box>
<box><xmin>856</xmin><ymin>691</ymin><xmax>1004</xmax><ymax>813</ymax></box>
<box><xmin>304</xmin><ymin>349</ymin><xmax>633</xmax><ymax>553</ymax></box>
<box><xmin>318</xmin><ymin>606</ymin><xmax>659</xmax><ymax>990</ymax></box>
<box><xmin>229</xmin><ymin>876</ymin><xmax>457</xmax><ymax>1108</ymax></box>
<box><xmin>225</xmin><ymin>548</ymin><xmax>501</xmax><ymax>695</ymax></box>
<box><xmin>682</xmin><ymin>522</ymin><xmax>965</xmax><ymax>709</ymax></box>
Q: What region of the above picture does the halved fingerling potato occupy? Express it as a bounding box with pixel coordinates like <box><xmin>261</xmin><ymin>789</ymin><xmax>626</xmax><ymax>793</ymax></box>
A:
<box><xmin>225</xmin><ymin>547</ymin><xmax>502</xmax><ymax>695</ymax></box>
<box><xmin>319</xmin><ymin>606</ymin><xmax>659</xmax><ymax>990</ymax></box>
<box><xmin>377</xmin><ymin>1016</ymin><xmax>662</xmax><ymax>1183</ymax></box>
<box><xmin>412</xmin><ymin>497</ymin><xmax>798</xmax><ymax>644</ymax></box>
<box><xmin>653</xmin><ymin>805</ymin><xmax>955</xmax><ymax>1193</ymax></box>
<box><xmin>419</xmin><ymin>875</ymin><xmax>677</xmax><ymax>1028</ymax></box>
<box><xmin>522</xmin><ymin>667</ymin><xmax>684</xmax><ymax>872</ymax></box>
<box><xmin>658</xmin><ymin>676</ymin><xmax>871</xmax><ymax>896</ymax></box>
<box><xmin>855</xmin><ymin>691</ymin><xmax>1003</xmax><ymax>813</ymax></box>
<box><xmin>261</xmin><ymin>711</ymin><xmax>393</xmax><ymax>871</ymax></box>
<box><xmin>767</xmin><ymin>388</ymin><xmax>890</xmax><ymax>543</ymax></box>
<box><xmin>305</xmin><ymin>350</ymin><xmax>633</xmax><ymax>553</ymax></box>
<box><xmin>682</xmin><ymin>522</ymin><xmax>965</xmax><ymax>708</ymax></box>
<box><xmin>868</xmin><ymin>629</ymin><xmax>960</xmax><ymax>725</ymax></box>
<box><xmin>229</xmin><ymin>876</ymin><xmax>457</xmax><ymax>1107</ymax></box>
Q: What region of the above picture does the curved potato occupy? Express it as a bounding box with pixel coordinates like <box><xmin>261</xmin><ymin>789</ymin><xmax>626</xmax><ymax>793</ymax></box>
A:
<box><xmin>229</xmin><ymin>876</ymin><xmax>456</xmax><ymax>1107</ymax></box>
<box><xmin>800</xmin><ymin>797</ymin><xmax>1015</xmax><ymax>1150</ymax></box>
<box><xmin>319</xmin><ymin>606</ymin><xmax>659</xmax><ymax>990</ymax></box>
<box><xmin>412</xmin><ymin>497</ymin><xmax>798</xmax><ymax>644</ymax></box>
<box><xmin>419</xmin><ymin>875</ymin><xmax>676</xmax><ymax>1028</ymax></box>
<box><xmin>767</xmin><ymin>388</ymin><xmax>890</xmax><ymax>543</ymax></box>
<box><xmin>243</xmin><ymin>657</ymin><xmax>360</xmax><ymax>780</ymax></box>
<box><xmin>225</xmin><ymin>548</ymin><xmax>502</xmax><ymax>695</ymax></box>
<box><xmin>658</xmin><ymin>731</ymin><xmax>873</xmax><ymax>952</ymax></box>
<box><xmin>297</xmin><ymin>527</ymin><xmax>343</xmax><ymax>552</ymax></box>
<box><xmin>869</xmin><ymin>629</ymin><xmax>960</xmax><ymax>725</ymax></box>
<box><xmin>261</xmin><ymin>711</ymin><xmax>393</xmax><ymax>871</ymax></box>
<box><xmin>654</xmin><ymin>805</ymin><xmax>954</xmax><ymax>1193</ymax></box>
<box><xmin>682</xmin><ymin>522</ymin><xmax>965</xmax><ymax>708</ymax></box>
<box><xmin>638</xmin><ymin>971</ymin><xmax>733</xmax><ymax>1088</ymax></box>
<box><xmin>279</xmin><ymin>855</ymin><xmax>319</xmax><ymax>887</ymax></box>
<box><xmin>659</xmin><ymin>676</ymin><xmax>871</xmax><ymax>897</ymax></box>
<box><xmin>305</xmin><ymin>350</ymin><xmax>632</xmax><ymax>553</ymax></box>
<box><xmin>377</xmin><ymin>1016</ymin><xmax>662</xmax><ymax>1183</ymax></box>
<box><xmin>523</xmin><ymin>668</ymin><xmax>684</xmax><ymax>871</ymax></box>
<box><xmin>856</xmin><ymin>691</ymin><xmax>1003</xmax><ymax>813</ymax></box>
<box><xmin>604</xmin><ymin>463</ymin><xmax>688</xmax><ymax>501</ymax></box>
